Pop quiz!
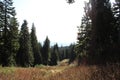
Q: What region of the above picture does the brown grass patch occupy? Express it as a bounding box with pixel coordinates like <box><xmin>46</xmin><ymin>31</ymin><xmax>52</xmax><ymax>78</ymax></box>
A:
<box><xmin>0</xmin><ymin>64</ymin><xmax>120</xmax><ymax>80</ymax></box>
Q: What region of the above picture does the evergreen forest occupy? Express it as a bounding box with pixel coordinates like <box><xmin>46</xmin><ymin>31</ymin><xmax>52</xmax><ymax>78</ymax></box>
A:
<box><xmin>0</xmin><ymin>0</ymin><xmax>120</xmax><ymax>80</ymax></box>
<box><xmin>0</xmin><ymin>0</ymin><xmax>120</xmax><ymax>67</ymax></box>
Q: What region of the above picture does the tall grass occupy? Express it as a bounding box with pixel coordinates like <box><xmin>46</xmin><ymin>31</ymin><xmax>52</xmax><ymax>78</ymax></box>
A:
<box><xmin>0</xmin><ymin>64</ymin><xmax>120</xmax><ymax>80</ymax></box>
<box><xmin>90</xmin><ymin>63</ymin><xmax>120</xmax><ymax>80</ymax></box>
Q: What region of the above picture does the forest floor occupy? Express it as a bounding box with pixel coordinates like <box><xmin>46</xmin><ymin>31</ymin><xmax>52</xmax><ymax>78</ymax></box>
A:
<box><xmin>0</xmin><ymin>59</ymin><xmax>120</xmax><ymax>80</ymax></box>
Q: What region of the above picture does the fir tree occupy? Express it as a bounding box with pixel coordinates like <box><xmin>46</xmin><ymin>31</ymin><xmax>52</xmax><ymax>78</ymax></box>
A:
<box><xmin>7</xmin><ymin>17</ymin><xmax>19</xmax><ymax>66</ymax></box>
<box><xmin>69</xmin><ymin>44</ymin><xmax>76</xmax><ymax>64</ymax></box>
<box><xmin>31</xmin><ymin>23</ymin><xmax>42</xmax><ymax>66</ymax></box>
<box><xmin>41</xmin><ymin>36</ymin><xmax>50</xmax><ymax>65</ymax></box>
<box><xmin>89</xmin><ymin>0</ymin><xmax>113</xmax><ymax>64</ymax></box>
<box><xmin>38</xmin><ymin>42</ymin><xmax>43</xmax><ymax>63</ymax></box>
<box><xmin>75</xmin><ymin>1</ymin><xmax>92</xmax><ymax>64</ymax></box>
<box><xmin>16</xmin><ymin>20</ymin><xmax>34</xmax><ymax>67</ymax></box>
<box><xmin>1</xmin><ymin>0</ymin><xmax>17</xmax><ymax>66</ymax></box>
<box><xmin>0</xmin><ymin>0</ymin><xmax>4</xmax><ymax>65</ymax></box>
<box><xmin>50</xmin><ymin>44</ymin><xmax>59</xmax><ymax>65</ymax></box>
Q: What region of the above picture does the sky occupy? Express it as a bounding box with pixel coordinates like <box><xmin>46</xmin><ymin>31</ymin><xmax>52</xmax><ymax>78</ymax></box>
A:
<box><xmin>13</xmin><ymin>0</ymin><xmax>115</xmax><ymax>46</ymax></box>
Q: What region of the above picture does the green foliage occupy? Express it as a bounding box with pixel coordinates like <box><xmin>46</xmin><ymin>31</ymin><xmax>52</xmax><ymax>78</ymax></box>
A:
<box><xmin>69</xmin><ymin>44</ymin><xmax>76</xmax><ymax>64</ymax></box>
<box><xmin>58</xmin><ymin>44</ymin><xmax>76</xmax><ymax>63</ymax></box>
<box><xmin>0</xmin><ymin>1</ymin><xmax>4</xmax><ymax>64</ymax></box>
<box><xmin>89</xmin><ymin>0</ymin><xmax>114</xmax><ymax>64</ymax></box>
<box><xmin>31</xmin><ymin>23</ymin><xmax>42</xmax><ymax>66</ymax></box>
<box><xmin>75</xmin><ymin>0</ymin><xmax>119</xmax><ymax>65</ymax></box>
<box><xmin>16</xmin><ymin>20</ymin><xmax>34</xmax><ymax>67</ymax></box>
<box><xmin>7</xmin><ymin>17</ymin><xmax>19</xmax><ymax>66</ymax></box>
<box><xmin>0</xmin><ymin>0</ymin><xmax>120</xmax><ymax>67</ymax></box>
<box><xmin>59</xmin><ymin>46</ymin><xmax>68</xmax><ymax>61</ymax></box>
<box><xmin>38</xmin><ymin>42</ymin><xmax>43</xmax><ymax>63</ymax></box>
<box><xmin>41</xmin><ymin>36</ymin><xmax>50</xmax><ymax>65</ymax></box>
<box><xmin>50</xmin><ymin>44</ymin><xmax>59</xmax><ymax>65</ymax></box>
<box><xmin>0</xmin><ymin>0</ymin><xmax>18</xmax><ymax>66</ymax></box>
<box><xmin>75</xmin><ymin>1</ymin><xmax>92</xmax><ymax>64</ymax></box>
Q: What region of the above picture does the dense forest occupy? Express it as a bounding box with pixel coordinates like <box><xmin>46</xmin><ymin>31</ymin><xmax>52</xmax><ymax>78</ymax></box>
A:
<box><xmin>0</xmin><ymin>0</ymin><xmax>120</xmax><ymax>67</ymax></box>
<box><xmin>75</xmin><ymin>0</ymin><xmax>120</xmax><ymax>65</ymax></box>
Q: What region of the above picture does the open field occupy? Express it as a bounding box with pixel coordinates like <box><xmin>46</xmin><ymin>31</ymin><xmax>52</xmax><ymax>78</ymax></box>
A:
<box><xmin>0</xmin><ymin>66</ymin><xmax>68</xmax><ymax>80</ymax></box>
<box><xmin>0</xmin><ymin>64</ymin><xmax>120</xmax><ymax>80</ymax></box>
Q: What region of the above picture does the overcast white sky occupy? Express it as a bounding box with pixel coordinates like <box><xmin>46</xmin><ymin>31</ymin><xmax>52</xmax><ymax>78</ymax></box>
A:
<box><xmin>13</xmin><ymin>0</ymin><xmax>115</xmax><ymax>46</ymax></box>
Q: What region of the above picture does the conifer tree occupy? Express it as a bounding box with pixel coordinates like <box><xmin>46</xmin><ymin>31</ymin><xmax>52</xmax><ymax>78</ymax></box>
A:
<box><xmin>1</xmin><ymin>0</ymin><xmax>17</xmax><ymax>66</ymax></box>
<box><xmin>0</xmin><ymin>0</ymin><xmax>4</xmax><ymax>65</ymax></box>
<box><xmin>69</xmin><ymin>44</ymin><xmax>76</xmax><ymax>64</ymax></box>
<box><xmin>41</xmin><ymin>36</ymin><xmax>50</xmax><ymax>65</ymax></box>
<box><xmin>16</xmin><ymin>20</ymin><xmax>34</xmax><ymax>67</ymax></box>
<box><xmin>31</xmin><ymin>23</ymin><xmax>42</xmax><ymax>66</ymax></box>
<box><xmin>75</xmin><ymin>1</ymin><xmax>92</xmax><ymax>64</ymax></box>
<box><xmin>50</xmin><ymin>44</ymin><xmax>59</xmax><ymax>65</ymax></box>
<box><xmin>89</xmin><ymin>0</ymin><xmax>113</xmax><ymax>64</ymax></box>
<box><xmin>7</xmin><ymin>17</ymin><xmax>19</xmax><ymax>66</ymax></box>
<box><xmin>38</xmin><ymin>42</ymin><xmax>43</xmax><ymax>63</ymax></box>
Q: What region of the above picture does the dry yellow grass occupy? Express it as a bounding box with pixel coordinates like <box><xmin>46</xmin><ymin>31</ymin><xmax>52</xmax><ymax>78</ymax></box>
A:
<box><xmin>0</xmin><ymin>66</ymin><xmax>68</xmax><ymax>80</ymax></box>
<box><xmin>0</xmin><ymin>65</ymin><xmax>94</xmax><ymax>80</ymax></box>
<box><xmin>48</xmin><ymin>66</ymin><xmax>92</xmax><ymax>80</ymax></box>
<box><xmin>0</xmin><ymin>63</ymin><xmax>120</xmax><ymax>80</ymax></box>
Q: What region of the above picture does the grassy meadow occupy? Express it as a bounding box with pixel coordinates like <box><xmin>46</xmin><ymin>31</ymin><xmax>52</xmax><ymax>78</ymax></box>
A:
<box><xmin>0</xmin><ymin>60</ymin><xmax>120</xmax><ymax>80</ymax></box>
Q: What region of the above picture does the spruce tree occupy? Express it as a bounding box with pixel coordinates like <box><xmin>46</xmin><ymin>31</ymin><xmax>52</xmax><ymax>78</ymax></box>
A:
<box><xmin>16</xmin><ymin>20</ymin><xmax>34</xmax><ymax>67</ymax></box>
<box><xmin>38</xmin><ymin>42</ymin><xmax>43</xmax><ymax>63</ymax></box>
<box><xmin>31</xmin><ymin>23</ymin><xmax>42</xmax><ymax>66</ymax></box>
<box><xmin>69</xmin><ymin>44</ymin><xmax>76</xmax><ymax>64</ymax></box>
<box><xmin>50</xmin><ymin>44</ymin><xmax>59</xmax><ymax>65</ymax></box>
<box><xmin>90</xmin><ymin>0</ymin><xmax>113</xmax><ymax>64</ymax></box>
<box><xmin>0</xmin><ymin>0</ymin><xmax>4</xmax><ymax>65</ymax></box>
<box><xmin>7</xmin><ymin>17</ymin><xmax>19</xmax><ymax>66</ymax></box>
<box><xmin>1</xmin><ymin>0</ymin><xmax>17</xmax><ymax>66</ymax></box>
<box><xmin>75</xmin><ymin>1</ymin><xmax>92</xmax><ymax>64</ymax></box>
<box><xmin>41</xmin><ymin>36</ymin><xmax>50</xmax><ymax>65</ymax></box>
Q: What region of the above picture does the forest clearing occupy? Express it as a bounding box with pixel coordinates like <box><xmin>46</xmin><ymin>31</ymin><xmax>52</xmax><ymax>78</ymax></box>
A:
<box><xmin>0</xmin><ymin>0</ymin><xmax>120</xmax><ymax>80</ymax></box>
<box><xmin>0</xmin><ymin>59</ymin><xmax>120</xmax><ymax>80</ymax></box>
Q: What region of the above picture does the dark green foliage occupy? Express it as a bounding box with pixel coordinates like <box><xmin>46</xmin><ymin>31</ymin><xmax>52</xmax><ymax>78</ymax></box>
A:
<box><xmin>16</xmin><ymin>20</ymin><xmax>34</xmax><ymax>67</ymax></box>
<box><xmin>0</xmin><ymin>0</ymin><xmax>17</xmax><ymax>66</ymax></box>
<box><xmin>69</xmin><ymin>44</ymin><xmax>76</xmax><ymax>64</ymax></box>
<box><xmin>59</xmin><ymin>46</ymin><xmax>68</xmax><ymax>61</ymax></box>
<box><xmin>58</xmin><ymin>44</ymin><xmax>76</xmax><ymax>63</ymax></box>
<box><xmin>74</xmin><ymin>0</ymin><xmax>120</xmax><ymax>65</ymax></box>
<box><xmin>89</xmin><ymin>0</ymin><xmax>114</xmax><ymax>64</ymax></box>
<box><xmin>50</xmin><ymin>44</ymin><xmax>59</xmax><ymax>65</ymax></box>
<box><xmin>38</xmin><ymin>42</ymin><xmax>43</xmax><ymax>64</ymax></box>
<box><xmin>75</xmin><ymin>1</ymin><xmax>92</xmax><ymax>65</ymax></box>
<box><xmin>41</xmin><ymin>36</ymin><xmax>50</xmax><ymax>65</ymax></box>
<box><xmin>31</xmin><ymin>23</ymin><xmax>42</xmax><ymax>66</ymax></box>
<box><xmin>6</xmin><ymin>17</ymin><xmax>19</xmax><ymax>66</ymax></box>
<box><xmin>0</xmin><ymin>1</ymin><xmax>3</xmax><ymax>65</ymax></box>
